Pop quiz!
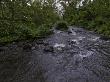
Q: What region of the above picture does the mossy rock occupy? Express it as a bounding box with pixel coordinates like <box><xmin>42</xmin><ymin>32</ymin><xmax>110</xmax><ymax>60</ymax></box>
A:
<box><xmin>55</xmin><ymin>21</ymin><xmax>68</xmax><ymax>31</ymax></box>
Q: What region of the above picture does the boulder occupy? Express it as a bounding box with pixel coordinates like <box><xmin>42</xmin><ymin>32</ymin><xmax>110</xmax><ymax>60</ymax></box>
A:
<box><xmin>43</xmin><ymin>46</ymin><xmax>54</xmax><ymax>52</ymax></box>
<box><xmin>23</xmin><ymin>44</ymin><xmax>32</xmax><ymax>51</ymax></box>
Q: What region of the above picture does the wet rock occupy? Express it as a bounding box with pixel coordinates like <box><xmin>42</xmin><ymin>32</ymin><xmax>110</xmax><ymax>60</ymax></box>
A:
<box><xmin>23</xmin><ymin>44</ymin><xmax>32</xmax><ymax>51</ymax></box>
<box><xmin>53</xmin><ymin>43</ymin><xmax>66</xmax><ymax>51</ymax></box>
<box><xmin>56</xmin><ymin>30</ymin><xmax>62</xmax><ymax>34</ymax></box>
<box><xmin>71</xmin><ymin>40</ymin><xmax>77</xmax><ymax>44</ymax></box>
<box><xmin>0</xmin><ymin>48</ymin><xmax>4</xmax><ymax>52</ymax></box>
<box><xmin>77</xmin><ymin>36</ymin><xmax>85</xmax><ymax>41</ymax></box>
<box><xmin>54</xmin><ymin>43</ymin><xmax>65</xmax><ymax>48</ymax></box>
<box><xmin>69</xmin><ymin>39</ymin><xmax>79</xmax><ymax>45</ymax></box>
<box><xmin>43</xmin><ymin>42</ymin><xmax>49</xmax><ymax>46</ymax></box>
<box><xmin>0</xmin><ymin>47</ymin><xmax>8</xmax><ymax>52</ymax></box>
<box><xmin>100</xmin><ymin>36</ymin><xmax>110</xmax><ymax>41</ymax></box>
<box><xmin>43</xmin><ymin>46</ymin><xmax>54</xmax><ymax>52</ymax></box>
<box><xmin>36</xmin><ymin>39</ymin><xmax>44</xmax><ymax>44</ymax></box>
<box><xmin>9</xmin><ymin>44</ymin><xmax>18</xmax><ymax>50</ymax></box>
<box><xmin>67</xmin><ymin>30</ymin><xmax>72</xmax><ymax>34</ymax></box>
<box><xmin>31</xmin><ymin>47</ymin><xmax>36</xmax><ymax>50</ymax></box>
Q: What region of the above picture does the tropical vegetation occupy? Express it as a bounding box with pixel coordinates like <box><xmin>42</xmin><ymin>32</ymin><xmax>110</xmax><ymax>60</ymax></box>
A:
<box><xmin>0</xmin><ymin>0</ymin><xmax>110</xmax><ymax>43</ymax></box>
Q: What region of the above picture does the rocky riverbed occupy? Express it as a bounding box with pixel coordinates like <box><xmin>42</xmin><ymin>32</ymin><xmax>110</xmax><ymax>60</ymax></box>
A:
<box><xmin>0</xmin><ymin>26</ymin><xmax>110</xmax><ymax>82</ymax></box>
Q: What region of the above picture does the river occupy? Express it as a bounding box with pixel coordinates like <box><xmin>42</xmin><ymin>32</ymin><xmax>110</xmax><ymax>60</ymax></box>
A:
<box><xmin>0</xmin><ymin>26</ymin><xmax>110</xmax><ymax>82</ymax></box>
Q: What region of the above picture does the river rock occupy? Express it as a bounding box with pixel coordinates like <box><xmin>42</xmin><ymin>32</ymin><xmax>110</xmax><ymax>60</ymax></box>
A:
<box><xmin>67</xmin><ymin>30</ymin><xmax>72</xmax><ymax>34</ymax></box>
<box><xmin>100</xmin><ymin>36</ymin><xmax>110</xmax><ymax>41</ymax></box>
<box><xmin>0</xmin><ymin>47</ymin><xmax>8</xmax><ymax>52</ymax></box>
<box><xmin>43</xmin><ymin>46</ymin><xmax>54</xmax><ymax>52</ymax></box>
<box><xmin>23</xmin><ymin>44</ymin><xmax>32</xmax><ymax>51</ymax></box>
<box><xmin>36</xmin><ymin>39</ymin><xmax>44</xmax><ymax>44</ymax></box>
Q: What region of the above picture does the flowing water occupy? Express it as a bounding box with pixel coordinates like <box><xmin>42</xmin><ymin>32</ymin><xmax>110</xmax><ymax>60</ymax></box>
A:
<box><xmin>0</xmin><ymin>27</ymin><xmax>110</xmax><ymax>82</ymax></box>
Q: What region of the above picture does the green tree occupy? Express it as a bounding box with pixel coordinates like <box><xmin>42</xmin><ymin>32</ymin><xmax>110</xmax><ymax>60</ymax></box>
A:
<box><xmin>63</xmin><ymin>0</ymin><xmax>110</xmax><ymax>36</ymax></box>
<box><xmin>0</xmin><ymin>0</ymin><xmax>60</xmax><ymax>43</ymax></box>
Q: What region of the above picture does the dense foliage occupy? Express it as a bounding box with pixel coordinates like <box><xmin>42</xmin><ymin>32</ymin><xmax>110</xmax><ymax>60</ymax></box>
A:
<box><xmin>0</xmin><ymin>0</ymin><xmax>110</xmax><ymax>43</ymax></box>
<box><xmin>0</xmin><ymin>0</ymin><xmax>59</xmax><ymax>43</ymax></box>
<box><xmin>55</xmin><ymin>21</ymin><xmax>68</xmax><ymax>31</ymax></box>
<box><xmin>63</xmin><ymin>0</ymin><xmax>110</xmax><ymax>37</ymax></box>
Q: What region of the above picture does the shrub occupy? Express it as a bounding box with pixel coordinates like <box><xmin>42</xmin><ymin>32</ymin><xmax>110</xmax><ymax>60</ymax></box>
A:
<box><xmin>34</xmin><ymin>24</ymin><xmax>53</xmax><ymax>38</ymax></box>
<box><xmin>55</xmin><ymin>21</ymin><xmax>68</xmax><ymax>31</ymax></box>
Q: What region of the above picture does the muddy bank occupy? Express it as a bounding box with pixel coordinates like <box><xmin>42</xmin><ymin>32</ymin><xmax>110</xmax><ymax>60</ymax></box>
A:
<box><xmin>0</xmin><ymin>27</ymin><xmax>110</xmax><ymax>82</ymax></box>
